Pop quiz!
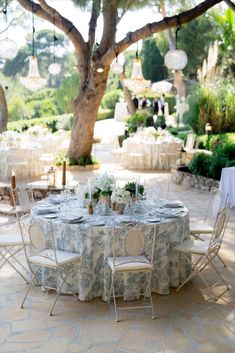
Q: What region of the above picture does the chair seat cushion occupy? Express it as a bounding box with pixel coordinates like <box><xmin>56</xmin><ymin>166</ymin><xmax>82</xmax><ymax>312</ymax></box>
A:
<box><xmin>190</xmin><ymin>222</ymin><xmax>213</xmax><ymax>234</ymax></box>
<box><xmin>0</xmin><ymin>234</ymin><xmax>29</xmax><ymax>246</ymax></box>
<box><xmin>174</xmin><ymin>239</ymin><xmax>210</xmax><ymax>255</ymax></box>
<box><xmin>28</xmin><ymin>249</ymin><xmax>80</xmax><ymax>268</ymax></box>
<box><xmin>107</xmin><ymin>255</ymin><xmax>152</xmax><ymax>272</ymax></box>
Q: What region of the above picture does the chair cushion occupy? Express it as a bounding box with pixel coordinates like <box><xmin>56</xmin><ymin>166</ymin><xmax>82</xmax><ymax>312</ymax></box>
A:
<box><xmin>190</xmin><ymin>222</ymin><xmax>213</xmax><ymax>234</ymax></box>
<box><xmin>174</xmin><ymin>239</ymin><xmax>210</xmax><ymax>255</ymax></box>
<box><xmin>28</xmin><ymin>249</ymin><xmax>80</xmax><ymax>268</ymax></box>
<box><xmin>107</xmin><ymin>255</ymin><xmax>152</xmax><ymax>272</ymax></box>
<box><xmin>0</xmin><ymin>234</ymin><xmax>29</xmax><ymax>246</ymax></box>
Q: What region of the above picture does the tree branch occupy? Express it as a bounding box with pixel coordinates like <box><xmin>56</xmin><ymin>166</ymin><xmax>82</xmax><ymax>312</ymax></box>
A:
<box><xmin>224</xmin><ymin>0</ymin><xmax>235</xmax><ymax>11</ymax></box>
<box><xmin>17</xmin><ymin>0</ymin><xmax>87</xmax><ymax>56</ymax></box>
<box><xmin>88</xmin><ymin>0</ymin><xmax>101</xmax><ymax>50</ymax></box>
<box><xmin>98</xmin><ymin>0</ymin><xmax>118</xmax><ymax>55</ymax></box>
<box><xmin>103</xmin><ymin>0</ymin><xmax>223</xmax><ymax>64</ymax></box>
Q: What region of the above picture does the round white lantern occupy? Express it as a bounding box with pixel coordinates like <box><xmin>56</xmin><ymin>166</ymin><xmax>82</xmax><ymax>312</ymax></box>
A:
<box><xmin>164</xmin><ymin>49</ymin><xmax>188</xmax><ymax>71</ymax></box>
<box><xmin>0</xmin><ymin>38</ymin><xmax>18</xmax><ymax>60</ymax></box>
<box><xmin>48</xmin><ymin>62</ymin><xmax>61</xmax><ymax>75</ymax></box>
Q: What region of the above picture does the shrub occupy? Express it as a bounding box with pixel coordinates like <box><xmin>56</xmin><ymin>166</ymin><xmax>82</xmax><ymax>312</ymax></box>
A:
<box><xmin>188</xmin><ymin>153</ymin><xmax>212</xmax><ymax>178</ymax></box>
<box><xmin>126</xmin><ymin>113</ymin><xmax>148</xmax><ymax>133</ymax></box>
<box><xmin>101</xmin><ymin>90</ymin><xmax>122</xmax><ymax>110</ymax></box>
<box><xmin>97</xmin><ymin>109</ymin><xmax>114</xmax><ymax>120</ymax></box>
<box><xmin>188</xmin><ymin>142</ymin><xmax>235</xmax><ymax>180</ymax></box>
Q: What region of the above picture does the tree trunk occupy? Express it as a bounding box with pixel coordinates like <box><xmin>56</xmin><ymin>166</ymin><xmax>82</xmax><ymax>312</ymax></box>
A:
<box><xmin>119</xmin><ymin>72</ymin><xmax>136</xmax><ymax>115</ymax></box>
<box><xmin>173</xmin><ymin>70</ymin><xmax>186</xmax><ymax>98</ymax></box>
<box><xmin>68</xmin><ymin>68</ymin><xmax>109</xmax><ymax>161</ymax></box>
<box><xmin>0</xmin><ymin>84</ymin><xmax>8</xmax><ymax>133</ymax></box>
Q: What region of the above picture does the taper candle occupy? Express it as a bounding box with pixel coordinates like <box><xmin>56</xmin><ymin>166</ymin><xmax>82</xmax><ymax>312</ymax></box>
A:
<box><xmin>11</xmin><ymin>169</ymin><xmax>16</xmax><ymax>189</ymax></box>
<box><xmin>62</xmin><ymin>159</ymin><xmax>66</xmax><ymax>187</ymax></box>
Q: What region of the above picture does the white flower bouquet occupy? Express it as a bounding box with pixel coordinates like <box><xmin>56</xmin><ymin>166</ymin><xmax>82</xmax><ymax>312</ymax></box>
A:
<box><xmin>92</xmin><ymin>173</ymin><xmax>115</xmax><ymax>197</ymax></box>
<box><xmin>111</xmin><ymin>188</ymin><xmax>131</xmax><ymax>205</ymax></box>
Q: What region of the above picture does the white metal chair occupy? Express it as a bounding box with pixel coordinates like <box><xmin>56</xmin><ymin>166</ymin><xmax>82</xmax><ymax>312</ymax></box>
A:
<box><xmin>12</xmin><ymin>185</ymin><xmax>34</xmax><ymax>213</ymax></box>
<box><xmin>18</xmin><ymin>219</ymin><xmax>80</xmax><ymax>316</ymax></box>
<box><xmin>107</xmin><ymin>224</ymin><xmax>156</xmax><ymax>322</ymax></box>
<box><xmin>190</xmin><ymin>188</ymin><xmax>228</xmax><ymax>267</ymax></box>
<box><xmin>175</xmin><ymin>207</ymin><xmax>231</xmax><ymax>300</ymax></box>
<box><xmin>0</xmin><ymin>221</ymin><xmax>30</xmax><ymax>282</ymax></box>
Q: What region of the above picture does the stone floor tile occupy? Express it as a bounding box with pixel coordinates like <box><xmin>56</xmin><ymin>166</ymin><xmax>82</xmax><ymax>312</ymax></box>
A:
<box><xmin>36</xmin><ymin>337</ymin><xmax>68</xmax><ymax>353</ymax></box>
<box><xmin>68</xmin><ymin>342</ymin><xmax>92</xmax><ymax>353</ymax></box>
<box><xmin>193</xmin><ymin>342</ymin><xmax>234</xmax><ymax>353</ymax></box>
<box><xmin>86</xmin><ymin>343</ymin><xmax>118</xmax><ymax>353</ymax></box>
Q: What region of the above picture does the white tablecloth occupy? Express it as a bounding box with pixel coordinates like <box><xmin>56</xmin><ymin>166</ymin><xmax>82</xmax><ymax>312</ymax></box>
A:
<box><xmin>114</xmin><ymin>102</ymin><xmax>129</xmax><ymax>122</ymax></box>
<box><xmin>0</xmin><ymin>144</ymin><xmax>44</xmax><ymax>181</ymax></box>
<box><xmin>31</xmin><ymin>199</ymin><xmax>190</xmax><ymax>301</ymax></box>
<box><xmin>122</xmin><ymin>138</ymin><xmax>182</xmax><ymax>170</ymax></box>
<box><xmin>219</xmin><ymin>167</ymin><xmax>235</xmax><ymax>206</ymax></box>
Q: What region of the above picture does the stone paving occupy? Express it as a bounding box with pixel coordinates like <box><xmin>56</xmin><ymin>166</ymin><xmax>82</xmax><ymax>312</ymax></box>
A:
<box><xmin>0</xmin><ymin>119</ymin><xmax>234</xmax><ymax>353</ymax></box>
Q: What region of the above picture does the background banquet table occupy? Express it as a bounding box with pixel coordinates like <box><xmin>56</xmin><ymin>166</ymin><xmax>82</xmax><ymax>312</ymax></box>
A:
<box><xmin>122</xmin><ymin>137</ymin><xmax>183</xmax><ymax>170</ymax></box>
<box><xmin>219</xmin><ymin>166</ymin><xmax>235</xmax><ymax>206</ymax></box>
<box><xmin>31</xmin><ymin>198</ymin><xmax>191</xmax><ymax>301</ymax></box>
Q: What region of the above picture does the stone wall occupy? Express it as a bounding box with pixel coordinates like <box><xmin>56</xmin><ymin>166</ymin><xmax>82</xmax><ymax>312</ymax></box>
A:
<box><xmin>171</xmin><ymin>168</ymin><xmax>219</xmax><ymax>191</ymax></box>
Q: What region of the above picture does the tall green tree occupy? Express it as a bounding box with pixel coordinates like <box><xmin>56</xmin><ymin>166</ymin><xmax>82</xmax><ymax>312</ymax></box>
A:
<box><xmin>17</xmin><ymin>0</ymin><xmax>227</xmax><ymax>162</ymax></box>
<box><xmin>215</xmin><ymin>8</ymin><xmax>235</xmax><ymax>78</ymax></box>
<box><xmin>141</xmin><ymin>37</ymin><xmax>167</xmax><ymax>82</ymax></box>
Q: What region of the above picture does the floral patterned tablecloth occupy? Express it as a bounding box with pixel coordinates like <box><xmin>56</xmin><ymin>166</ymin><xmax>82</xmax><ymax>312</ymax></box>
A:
<box><xmin>31</xmin><ymin>202</ymin><xmax>191</xmax><ymax>301</ymax></box>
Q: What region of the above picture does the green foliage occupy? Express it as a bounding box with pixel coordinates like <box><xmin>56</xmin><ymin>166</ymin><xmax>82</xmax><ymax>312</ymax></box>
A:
<box><xmin>214</xmin><ymin>8</ymin><xmax>235</xmax><ymax>78</ymax></box>
<box><xmin>8</xmin><ymin>97</ymin><xmax>33</xmax><ymax>121</ymax></box>
<box><xmin>126</xmin><ymin>113</ymin><xmax>148</xmax><ymax>133</ymax></box>
<box><xmin>184</xmin><ymin>82</ymin><xmax>235</xmax><ymax>134</ymax></box>
<box><xmin>141</xmin><ymin>38</ymin><xmax>167</xmax><ymax>82</ymax></box>
<box><xmin>7</xmin><ymin>115</ymin><xmax>61</xmax><ymax>133</ymax></box>
<box><xmin>177</xmin><ymin>14</ymin><xmax>216</xmax><ymax>78</ymax></box>
<box><xmin>188</xmin><ymin>153</ymin><xmax>212</xmax><ymax>178</ymax></box>
<box><xmin>165</xmin><ymin>96</ymin><xmax>176</xmax><ymax>115</ymax></box>
<box><xmin>101</xmin><ymin>90</ymin><xmax>122</xmax><ymax>110</ymax></box>
<box><xmin>188</xmin><ymin>143</ymin><xmax>235</xmax><ymax>180</ymax></box>
<box><xmin>55</xmin><ymin>73</ymin><xmax>79</xmax><ymax>113</ymax></box>
<box><xmin>97</xmin><ymin>109</ymin><xmax>114</xmax><ymax>120</ymax></box>
<box><xmin>124</xmin><ymin>182</ymin><xmax>144</xmax><ymax>196</ymax></box>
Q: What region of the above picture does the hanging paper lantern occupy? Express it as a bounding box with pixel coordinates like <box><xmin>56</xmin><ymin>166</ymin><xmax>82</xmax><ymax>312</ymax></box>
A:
<box><xmin>48</xmin><ymin>62</ymin><xmax>61</xmax><ymax>75</ymax></box>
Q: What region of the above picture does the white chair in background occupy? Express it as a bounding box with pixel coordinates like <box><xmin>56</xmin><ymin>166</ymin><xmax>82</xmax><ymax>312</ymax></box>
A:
<box><xmin>107</xmin><ymin>224</ymin><xmax>156</xmax><ymax>322</ymax></box>
<box><xmin>190</xmin><ymin>188</ymin><xmax>229</xmax><ymax>267</ymax></box>
<box><xmin>18</xmin><ymin>220</ymin><xmax>80</xmax><ymax>316</ymax></box>
<box><xmin>175</xmin><ymin>207</ymin><xmax>231</xmax><ymax>300</ymax></box>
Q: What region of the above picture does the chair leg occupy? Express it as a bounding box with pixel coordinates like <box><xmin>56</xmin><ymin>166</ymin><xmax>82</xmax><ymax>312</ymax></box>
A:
<box><xmin>147</xmin><ymin>273</ymin><xmax>155</xmax><ymax>319</ymax></box>
<box><xmin>110</xmin><ymin>272</ymin><xmax>119</xmax><ymax>322</ymax></box>
<box><xmin>0</xmin><ymin>248</ymin><xmax>29</xmax><ymax>283</ymax></box>
<box><xmin>216</xmin><ymin>254</ymin><xmax>227</xmax><ymax>268</ymax></box>
<box><xmin>49</xmin><ymin>272</ymin><xmax>66</xmax><ymax>316</ymax></box>
<box><xmin>21</xmin><ymin>267</ymin><xmax>40</xmax><ymax>309</ymax></box>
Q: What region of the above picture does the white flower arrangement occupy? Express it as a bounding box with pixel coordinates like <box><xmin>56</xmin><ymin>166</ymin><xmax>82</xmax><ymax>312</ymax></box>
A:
<box><xmin>111</xmin><ymin>188</ymin><xmax>131</xmax><ymax>204</ymax></box>
<box><xmin>92</xmin><ymin>173</ymin><xmax>115</xmax><ymax>195</ymax></box>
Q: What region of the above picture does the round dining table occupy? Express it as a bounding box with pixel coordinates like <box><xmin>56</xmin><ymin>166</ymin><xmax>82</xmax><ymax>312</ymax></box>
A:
<box><xmin>30</xmin><ymin>197</ymin><xmax>191</xmax><ymax>301</ymax></box>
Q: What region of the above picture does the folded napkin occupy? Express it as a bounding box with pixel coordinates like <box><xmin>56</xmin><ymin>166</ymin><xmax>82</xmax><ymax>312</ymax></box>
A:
<box><xmin>35</xmin><ymin>207</ymin><xmax>58</xmax><ymax>215</ymax></box>
<box><xmin>60</xmin><ymin>215</ymin><xmax>84</xmax><ymax>224</ymax></box>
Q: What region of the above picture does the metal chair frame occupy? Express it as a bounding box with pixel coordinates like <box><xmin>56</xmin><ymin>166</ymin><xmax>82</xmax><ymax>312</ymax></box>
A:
<box><xmin>107</xmin><ymin>223</ymin><xmax>156</xmax><ymax>322</ymax></box>
<box><xmin>176</xmin><ymin>207</ymin><xmax>231</xmax><ymax>300</ymax></box>
<box><xmin>190</xmin><ymin>188</ymin><xmax>229</xmax><ymax>267</ymax></box>
<box><xmin>17</xmin><ymin>217</ymin><xmax>80</xmax><ymax>316</ymax></box>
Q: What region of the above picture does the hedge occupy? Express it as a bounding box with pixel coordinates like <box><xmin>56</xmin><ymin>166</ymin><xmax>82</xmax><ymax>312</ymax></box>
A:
<box><xmin>7</xmin><ymin>109</ymin><xmax>114</xmax><ymax>133</ymax></box>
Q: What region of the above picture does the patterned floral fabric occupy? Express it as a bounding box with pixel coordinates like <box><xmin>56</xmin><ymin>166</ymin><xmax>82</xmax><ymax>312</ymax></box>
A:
<box><xmin>31</xmin><ymin>205</ymin><xmax>191</xmax><ymax>301</ymax></box>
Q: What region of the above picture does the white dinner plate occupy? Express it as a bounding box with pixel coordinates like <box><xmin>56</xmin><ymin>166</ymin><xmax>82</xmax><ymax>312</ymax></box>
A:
<box><xmin>89</xmin><ymin>221</ymin><xmax>105</xmax><ymax>226</ymax></box>
<box><xmin>44</xmin><ymin>214</ymin><xmax>58</xmax><ymax>219</ymax></box>
<box><xmin>146</xmin><ymin>218</ymin><xmax>161</xmax><ymax>223</ymax></box>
